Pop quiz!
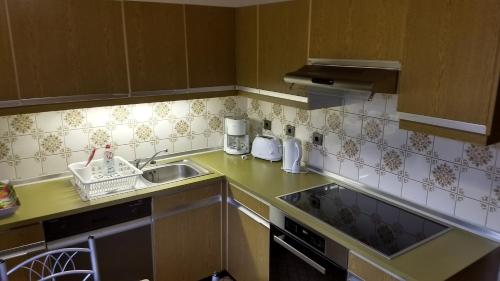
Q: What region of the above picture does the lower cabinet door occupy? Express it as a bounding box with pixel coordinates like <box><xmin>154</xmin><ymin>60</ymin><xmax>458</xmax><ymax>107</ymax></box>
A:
<box><xmin>153</xmin><ymin>203</ymin><xmax>222</xmax><ymax>280</ymax></box>
<box><xmin>227</xmin><ymin>202</ymin><xmax>270</xmax><ymax>281</ymax></box>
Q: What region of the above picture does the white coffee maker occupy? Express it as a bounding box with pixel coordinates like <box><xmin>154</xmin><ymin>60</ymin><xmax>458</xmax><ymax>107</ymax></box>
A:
<box><xmin>223</xmin><ymin>117</ymin><xmax>250</xmax><ymax>155</ymax></box>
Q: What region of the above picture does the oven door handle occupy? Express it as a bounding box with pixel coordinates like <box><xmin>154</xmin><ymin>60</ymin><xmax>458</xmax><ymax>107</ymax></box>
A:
<box><xmin>273</xmin><ymin>235</ymin><xmax>326</xmax><ymax>275</ymax></box>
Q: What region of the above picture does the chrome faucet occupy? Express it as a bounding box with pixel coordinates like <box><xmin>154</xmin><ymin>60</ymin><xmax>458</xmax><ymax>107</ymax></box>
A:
<box><xmin>135</xmin><ymin>149</ymin><xmax>168</xmax><ymax>170</ymax></box>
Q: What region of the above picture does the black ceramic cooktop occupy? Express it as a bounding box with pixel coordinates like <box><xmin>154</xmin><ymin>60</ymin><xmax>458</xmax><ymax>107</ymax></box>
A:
<box><xmin>279</xmin><ymin>184</ymin><xmax>449</xmax><ymax>258</ymax></box>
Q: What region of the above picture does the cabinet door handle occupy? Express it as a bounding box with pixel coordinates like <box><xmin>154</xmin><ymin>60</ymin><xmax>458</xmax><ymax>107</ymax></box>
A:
<box><xmin>273</xmin><ymin>235</ymin><xmax>326</xmax><ymax>275</ymax></box>
<box><xmin>0</xmin><ymin>241</ymin><xmax>46</xmax><ymax>260</ymax></box>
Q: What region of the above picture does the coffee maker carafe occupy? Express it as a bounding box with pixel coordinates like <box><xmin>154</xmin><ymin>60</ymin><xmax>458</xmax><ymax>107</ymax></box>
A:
<box><xmin>223</xmin><ymin>117</ymin><xmax>250</xmax><ymax>155</ymax></box>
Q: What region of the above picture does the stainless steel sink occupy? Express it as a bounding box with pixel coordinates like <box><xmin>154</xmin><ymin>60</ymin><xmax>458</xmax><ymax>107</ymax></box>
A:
<box><xmin>141</xmin><ymin>160</ymin><xmax>210</xmax><ymax>184</ymax></box>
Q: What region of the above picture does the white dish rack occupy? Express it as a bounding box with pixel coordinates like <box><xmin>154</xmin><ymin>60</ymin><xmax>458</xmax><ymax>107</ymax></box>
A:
<box><xmin>68</xmin><ymin>156</ymin><xmax>143</xmax><ymax>201</ymax></box>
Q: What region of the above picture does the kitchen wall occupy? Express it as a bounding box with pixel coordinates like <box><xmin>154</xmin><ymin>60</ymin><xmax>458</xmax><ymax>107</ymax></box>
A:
<box><xmin>2</xmin><ymin>93</ymin><xmax>499</xmax><ymax>234</ymax></box>
<box><xmin>246</xmin><ymin>94</ymin><xmax>500</xmax><ymax>234</ymax></box>
<box><xmin>0</xmin><ymin>96</ymin><xmax>246</xmax><ymax>180</ymax></box>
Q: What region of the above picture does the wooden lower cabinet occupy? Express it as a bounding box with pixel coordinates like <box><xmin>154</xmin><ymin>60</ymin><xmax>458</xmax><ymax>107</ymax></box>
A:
<box><xmin>152</xmin><ymin>182</ymin><xmax>222</xmax><ymax>281</ymax></box>
<box><xmin>227</xmin><ymin>201</ymin><xmax>270</xmax><ymax>281</ymax></box>
<box><xmin>348</xmin><ymin>252</ymin><xmax>402</xmax><ymax>281</ymax></box>
<box><xmin>0</xmin><ymin>223</ymin><xmax>45</xmax><ymax>281</ymax></box>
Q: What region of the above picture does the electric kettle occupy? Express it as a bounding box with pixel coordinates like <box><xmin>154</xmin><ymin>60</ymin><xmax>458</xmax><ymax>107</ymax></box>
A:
<box><xmin>282</xmin><ymin>137</ymin><xmax>302</xmax><ymax>173</ymax></box>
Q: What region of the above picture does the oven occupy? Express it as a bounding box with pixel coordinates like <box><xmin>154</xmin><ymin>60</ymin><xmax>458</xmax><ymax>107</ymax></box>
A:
<box><xmin>270</xmin><ymin>207</ymin><xmax>348</xmax><ymax>281</ymax></box>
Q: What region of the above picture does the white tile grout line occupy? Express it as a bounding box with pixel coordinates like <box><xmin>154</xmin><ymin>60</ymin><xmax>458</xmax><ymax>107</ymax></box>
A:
<box><xmin>3</xmin><ymin>0</ymin><xmax>21</xmax><ymax>100</ymax></box>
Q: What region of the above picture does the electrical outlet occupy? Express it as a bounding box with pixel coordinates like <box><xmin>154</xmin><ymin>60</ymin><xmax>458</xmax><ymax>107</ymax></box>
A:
<box><xmin>312</xmin><ymin>132</ymin><xmax>323</xmax><ymax>146</ymax></box>
<box><xmin>285</xmin><ymin>125</ymin><xmax>295</xmax><ymax>137</ymax></box>
<box><xmin>263</xmin><ymin>119</ymin><xmax>272</xmax><ymax>130</ymax></box>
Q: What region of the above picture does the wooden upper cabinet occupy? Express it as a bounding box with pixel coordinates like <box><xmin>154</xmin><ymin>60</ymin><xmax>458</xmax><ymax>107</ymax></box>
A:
<box><xmin>124</xmin><ymin>2</ymin><xmax>187</xmax><ymax>92</ymax></box>
<box><xmin>235</xmin><ymin>6</ymin><xmax>258</xmax><ymax>88</ymax></box>
<box><xmin>398</xmin><ymin>0</ymin><xmax>500</xmax><ymax>144</ymax></box>
<box><xmin>310</xmin><ymin>0</ymin><xmax>409</xmax><ymax>61</ymax></box>
<box><xmin>0</xmin><ymin>0</ymin><xmax>17</xmax><ymax>101</ymax></box>
<box><xmin>8</xmin><ymin>0</ymin><xmax>128</xmax><ymax>99</ymax></box>
<box><xmin>185</xmin><ymin>5</ymin><xmax>235</xmax><ymax>88</ymax></box>
<box><xmin>259</xmin><ymin>0</ymin><xmax>309</xmax><ymax>94</ymax></box>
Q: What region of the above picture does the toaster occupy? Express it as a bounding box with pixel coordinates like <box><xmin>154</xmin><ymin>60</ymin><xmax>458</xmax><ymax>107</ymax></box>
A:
<box><xmin>251</xmin><ymin>135</ymin><xmax>282</xmax><ymax>162</ymax></box>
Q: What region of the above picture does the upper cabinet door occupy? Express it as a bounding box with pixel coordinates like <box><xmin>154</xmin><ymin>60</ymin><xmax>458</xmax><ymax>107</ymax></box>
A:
<box><xmin>185</xmin><ymin>5</ymin><xmax>235</xmax><ymax>88</ymax></box>
<box><xmin>8</xmin><ymin>0</ymin><xmax>128</xmax><ymax>99</ymax></box>
<box><xmin>259</xmin><ymin>0</ymin><xmax>309</xmax><ymax>94</ymax></box>
<box><xmin>310</xmin><ymin>0</ymin><xmax>409</xmax><ymax>61</ymax></box>
<box><xmin>0</xmin><ymin>0</ymin><xmax>17</xmax><ymax>101</ymax></box>
<box><xmin>398</xmin><ymin>0</ymin><xmax>500</xmax><ymax>138</ymax></box>
<box><xmin>124</xmin><ymin>2</ymin><xmax>187</xmax><ymax>93</ymax></box>
<box><xmin>235</xmin><ymin>6</ymin><xmax>258</xmax><ymax>88</ymax></box>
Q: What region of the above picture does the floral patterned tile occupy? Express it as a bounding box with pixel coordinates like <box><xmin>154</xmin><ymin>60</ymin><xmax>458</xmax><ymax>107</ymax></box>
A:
<box><xmin>190</xmin><ymin>99</ymin><xmax>207</xmax><ymax>116</ymax></box>
<box><xmin>111</xmin><ymin>105</ymin><xmax>131</xmax><ymax>124</ymax></box>
<box><xmin>407</xmin><ymin>132</ymin><xmax>433</xmax><ymax>156</ymax></box>
<box><xmin>430</xmin><ymin>160</ymin><xmax>460</xmax><ymax>191</ymax></box>
<box><xmin>462</xmin><ymin>144</ymin><xmax>495</xmax><ymax>170</ymax></box>
<box><xmin>381</xmin><ymin>147</ymin><xmax>404</xmax><ymax>173</ymax></box>
<box><xmin>89</xmin><ymin>128</ymin><xmax>112</xmax><ymax>148</ymax></box>
<box><xmin>39</xmin><ymin>133</ymin><xmax>64</xmax><ymax>155</ymax></box>
<box><xmin>135</xmin><ymin>123</ymin><xmax>154</xmax><ymax>142</ymax></box>
<box><xmin>63</xmin><ymin>109</ymin><xmax>87</xmax><ymax>129</ymax></box>
<box><xmin>362</xmin><ymin>117</ymin><xmax>383</xmax><ymax>143</ymax></box>
<box><xmin>325</xmin><ymin>110</ymin><xmax>343</xmax><ymax>133</ymax></box>
<box><xmin>341</xmin><ymin>137</ymin><xmax>360</xmax><ymax>160</ymax></box>
<box><xmin>9</xmin><ymin>114</ymin><xmax>36</xmax><ymax>135</ymax></box>
<box><xmin>153</xmin><ymin>102</ymin><xmax>171</xmax><ymax>120</ymax></box>
<box><xmin>208</xmin><ymin>115</ymin><xmax>223</xmax><ymax>133</ymax></box>
<box><xmin>173</xmin><ymin>119</ymin><xmax>191</xmax><ymax>137</ymax></box>
<box><xmin>0</xmin><ymin>138</ymin><xmax>12</xmax><ymax>162</ymax></box>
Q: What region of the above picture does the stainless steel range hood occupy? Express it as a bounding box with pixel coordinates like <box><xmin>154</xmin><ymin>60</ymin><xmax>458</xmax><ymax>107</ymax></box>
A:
<box><xmin>284</xmin><ymin>59</ymin><xmax>401</xmax><ymax>109</ymax></box>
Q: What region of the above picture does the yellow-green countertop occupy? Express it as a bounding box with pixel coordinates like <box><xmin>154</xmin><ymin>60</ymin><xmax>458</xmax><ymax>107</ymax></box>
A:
<box><xmin>0</xmin><ymin>150</ymin><xmax>498</xmax><ymax>281</ymax></box>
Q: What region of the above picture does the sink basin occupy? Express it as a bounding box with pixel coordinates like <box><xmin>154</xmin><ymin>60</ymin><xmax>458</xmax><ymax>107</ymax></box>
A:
<box><xmin>141</xmin><ymin>160</ymin><xmax>210</xmax><ymax>184</ymax></box>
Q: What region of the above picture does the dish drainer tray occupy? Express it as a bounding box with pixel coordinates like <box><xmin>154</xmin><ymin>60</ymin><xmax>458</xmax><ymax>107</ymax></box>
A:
<box><xmin>68</xmin><ymin>156</ymin><xmax>143</xmax><ymax>201</ymax></box>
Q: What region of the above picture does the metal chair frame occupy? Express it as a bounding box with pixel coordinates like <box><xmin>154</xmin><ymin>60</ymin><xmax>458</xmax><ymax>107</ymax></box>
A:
<box><xmin>0</xmin><ymin>236</ymin><xmax>100</xmax><ymax>281</ymax></box>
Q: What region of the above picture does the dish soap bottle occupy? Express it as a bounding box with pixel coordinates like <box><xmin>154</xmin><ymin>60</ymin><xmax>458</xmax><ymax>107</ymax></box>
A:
<box><xmin>103</xmin><ymin>144</ymin><xmax>115</xmax><ymax>176</ymax></box>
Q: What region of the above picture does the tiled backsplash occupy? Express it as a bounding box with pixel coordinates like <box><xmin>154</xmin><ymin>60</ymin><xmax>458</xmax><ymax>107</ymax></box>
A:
<box><xmin>0</xmin><ymin>96</ymin><xmax>246</xmax><ymax>180</ymax></box>
<box><xmin>1</xmin><ymin>93</ymin><xmax>499</xmax><ymax>234</ymax></box>
<box><xmin>246</xmin><ymin>94</ymin><xmax>500</xmax><ymax>234</ymax></box>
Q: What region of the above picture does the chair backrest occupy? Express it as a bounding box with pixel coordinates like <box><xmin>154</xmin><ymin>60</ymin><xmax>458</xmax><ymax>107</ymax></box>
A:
<box><xmin>0</xmin><ymin>236</ymin><xmax>100</xmax><ymax>281</ymax></box>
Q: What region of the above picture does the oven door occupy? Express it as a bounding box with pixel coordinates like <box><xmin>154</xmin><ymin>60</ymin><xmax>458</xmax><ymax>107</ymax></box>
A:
<box><xmin>270</xmin><ymin>225</ymin><xmax>347</xmax><ymax>281</ymax></box>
